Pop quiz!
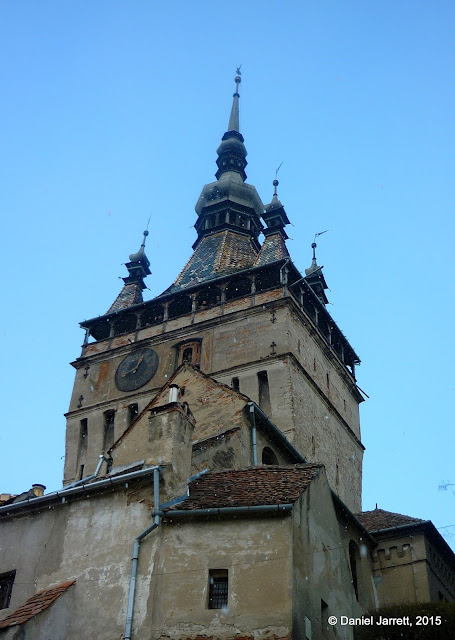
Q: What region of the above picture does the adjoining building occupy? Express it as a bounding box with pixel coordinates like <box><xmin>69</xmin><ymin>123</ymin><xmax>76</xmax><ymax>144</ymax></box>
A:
<box><xmin>1</xmin><ymin>73</ymin><xmax>453</xmax><ymax>640</ymax></box>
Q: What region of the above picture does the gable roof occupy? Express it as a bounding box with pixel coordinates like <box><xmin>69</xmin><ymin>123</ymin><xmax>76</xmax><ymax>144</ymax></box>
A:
<box><xmin>110</xmin><ymin>364</ymin><xmax>251</xmax><ymax>455</ymax></box>
<box><xmin>356</xmin><ymin>508</ymin><xmax>424</xmax><ymax>532</ymax></box>
<box><xmin>0</xmin><ymin>580</ymin><xmax>75</xmax><ymax>629</ymax></box>
<box><xmin>165</xmin><ymin>464</ymin><xmax>322</xmax><ymax>511</ymax></box>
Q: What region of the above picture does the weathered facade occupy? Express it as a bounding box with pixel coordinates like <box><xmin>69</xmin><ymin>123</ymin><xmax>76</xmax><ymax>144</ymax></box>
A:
<box><xmin>1</xmin><ymin>74</ymin><xmax>454</xmax><ymax>639</ymax></box>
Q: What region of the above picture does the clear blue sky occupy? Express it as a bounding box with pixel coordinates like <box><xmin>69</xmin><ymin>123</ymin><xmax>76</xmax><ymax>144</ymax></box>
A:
<box><xmin>1</xmin><ymin>1</ymin><xmax>454</xmax><ymax>549</ymax></box>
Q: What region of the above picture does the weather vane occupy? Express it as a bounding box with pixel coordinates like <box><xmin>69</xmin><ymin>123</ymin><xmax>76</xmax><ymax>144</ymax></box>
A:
<box><xmin>236</xmin><ymin>65</ymin><xmax>242</xmax><ymax>76</ymax></box>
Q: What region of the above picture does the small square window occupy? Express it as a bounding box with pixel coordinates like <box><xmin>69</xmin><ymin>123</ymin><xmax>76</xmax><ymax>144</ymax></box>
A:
<box><xmin>208</xmin><ymin>569</ymin><xmax>228</xmax><ymax>609</ymax></box>
<box><xmin>0</xmin><ymin>571</ymin><xmax>15</xmax><ymax>609</ymax></box>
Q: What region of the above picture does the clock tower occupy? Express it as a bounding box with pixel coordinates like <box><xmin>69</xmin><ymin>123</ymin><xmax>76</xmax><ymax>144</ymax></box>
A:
<box><xmin>64</xmin><ymin>74</ymin><xmax>364</xmax><ymax>513</ymax></box>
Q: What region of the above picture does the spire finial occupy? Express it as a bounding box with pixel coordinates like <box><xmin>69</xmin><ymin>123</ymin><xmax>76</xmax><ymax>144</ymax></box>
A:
<box><xmin>272</xmin><ymin>162</ymin><xmax>283</xmax><ymax>201</ymax></box>
<box><xmin>141</xmin><ymin>229</ymin><xmax>149</xmax><ymax>249</ymax></box>
<box><xmin>228</xmin><ymin>66</ymin><xmax>242</xmax><ymax>132</ymax></box>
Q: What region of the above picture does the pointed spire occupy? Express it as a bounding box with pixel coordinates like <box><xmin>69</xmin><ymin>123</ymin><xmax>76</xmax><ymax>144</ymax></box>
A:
<box><xmin>215</xmin><ymin>69</ymin><xmax>248</xmax><ymax>181</ymax></box>
<box><xmin>227</xmin><ymin>71</ymin><xmax>241</xmax><ymax>132</ymax></box>
<box><xmin>305</xmin><ymin>240</ymin><xmax>329</xmax><ymax>304</ymax></box>
<box><xmin>262</xmin><ymin>177</ymin><xmax>290</xmax><ymax>239</ymax></box>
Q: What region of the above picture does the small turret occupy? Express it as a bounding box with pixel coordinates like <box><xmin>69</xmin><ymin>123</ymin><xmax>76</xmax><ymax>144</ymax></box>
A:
<box><xmin>122</xmin><ymin>230</ymin><xmax>151</xmax><ymax>290</ymax></box>
<box><xmin>304</xmin><ymin>241</ymin><xmax>329</xmax><ymax>304</ymax></box>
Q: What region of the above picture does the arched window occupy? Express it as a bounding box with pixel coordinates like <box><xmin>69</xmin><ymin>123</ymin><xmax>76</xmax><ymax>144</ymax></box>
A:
<box><xmin>262</xmin><ymin>447</ymin><xmax>278</xmax><ymax>465</ymax></box>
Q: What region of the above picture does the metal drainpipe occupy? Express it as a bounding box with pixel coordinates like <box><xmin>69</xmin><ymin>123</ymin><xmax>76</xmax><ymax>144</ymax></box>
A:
<box><xmin>249</xmin><ymin>404</ymin><xmax>258</xmax><ymax>466</ymax></box>
<box><xmin>64</xmin><ymin>454</ymin><xmax>107</xmax><ymax>490</ymax></box>
<box><xmin>124</xmin><ymin>467</ymin><xmax>161</xmax><ymax>640</ymax></box>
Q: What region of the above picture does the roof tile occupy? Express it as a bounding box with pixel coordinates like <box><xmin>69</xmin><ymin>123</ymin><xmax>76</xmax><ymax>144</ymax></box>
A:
<box><xmin>166</xmin><ymin>465</ymin><xmax>322</xmax><ymax>511</ymax></box>
<box><xmin>254</xmin><ymin>233</ymin><xmax>289</xmax><ymax>267</ymax></box>
<box><xmin>167</xmin><ymin>230</ymin><xmax>258</xmax><ymax>293</ymax></box>
<box><xmin>356</xmin><ymin>508</ymin><xmax>424</xmax><ymax>532</ymax></box>
<box><xmin>106</xmin><ymin>283</ymin><xmax>143</xmax><ymax>314</ymax></box>
<box><xmin>0</xmin><ymin>580</ymin><xmax>75</xmax><ymax>629</ymax></box>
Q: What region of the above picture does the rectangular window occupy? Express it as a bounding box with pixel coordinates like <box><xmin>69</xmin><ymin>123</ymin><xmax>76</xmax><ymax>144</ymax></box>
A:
<box><xmin>208</xmin><ymin>569</ymin><xmax>228</xmax><ymax>609</ymax></box>
<box><xmin>0</xmin><ymin>571</ymin><xmax>15</xmax><ymax>609</ymax></box>
<box><xmin>103</xmin><ymin>410</ymin><xmax>115</xmax><ymax>452</ymax></box>
<box><xmin>79</xmin><ymin>419</ymin><xmax>88</xmax><ymax>454</ymax></box>
<box><xmin>257</xmin><ymin>370</ymin><xmax>271</xmax><ymax>416</ymax></box>
<box><xmin>231</xmin><ymin>377</ymin><xmax>240</xmax><ymax>392</ymax></box>
<box><xmin>127</xmin><ymin>403</ymin><xmax>138</xmax><ymax>426</ymax></box>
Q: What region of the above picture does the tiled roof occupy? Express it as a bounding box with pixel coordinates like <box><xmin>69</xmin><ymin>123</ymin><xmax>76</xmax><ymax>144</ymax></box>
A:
<box><xmin>356</xmin><ymin>508</ymin><xmax>424</xmax><ymax>532</ymax></box>
<box><xmin>167</xmin><ymin>230</ymin><xmax>258</xmax><ymax>292</ymax></box>
<box><xmin>0</xmin><ymin>580</ymin><xmax>75</xmax><ymax>629</ymax></box>
<box><xmin>106</xmin><ymin>283</ymin><xmax>143</xmax><ymax>314</ymax></box>
<box><xmin>166</xmin><ymin>464</ymin><xmax>322</xmax><ymax>511</ymax></box>
<box><xmin>254</xmin><ymin>233</ymin><xmax>289</xmax><ymax>267</ymax></box>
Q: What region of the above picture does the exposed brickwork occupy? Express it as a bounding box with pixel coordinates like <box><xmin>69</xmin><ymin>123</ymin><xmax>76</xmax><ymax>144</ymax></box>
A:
<box><xmin>166</xmin><ymin>464</ymin><xmax>322</xmax><ymax>511</ymax></box>
<box><xmin>356</xmin><ymin>508</ymin><xmax>424</xmax><ymax>531</ymax></box>
<box><xmin>168</xmin><ymin>230</ymin><xmax>258</xmax><ymax>292</ymax></box>
<box><xmin>106</xmin><ymin>283</ymin><xmax>143</xmax><ymax>313</ymax></box>
<box><xmin>0</xmin><ymin>580</ymin><xmax>75</xmax><ymax>629</ymax></box>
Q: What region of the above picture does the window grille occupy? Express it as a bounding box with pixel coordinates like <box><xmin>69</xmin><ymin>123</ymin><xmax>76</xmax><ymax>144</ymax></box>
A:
<box><xmin>208</xmin><ymin>569</ymin><xmax>228</xmax><ymax>609</ymax></box>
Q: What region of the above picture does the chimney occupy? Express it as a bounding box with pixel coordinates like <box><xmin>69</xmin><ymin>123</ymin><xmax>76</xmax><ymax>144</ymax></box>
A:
<box><xmin>168</xmin><ymin>384</ymin><xmax>179</xmax><ymax>403</ymax></box>
<box><xmin>32</xmin><ymin>484</ymin><xmax>46</xmax><ymax>497</ymax></box>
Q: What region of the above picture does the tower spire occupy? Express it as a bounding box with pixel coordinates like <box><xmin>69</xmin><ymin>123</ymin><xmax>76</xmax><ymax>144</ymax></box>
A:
<box><xmin>227</xmin><ymin>68</ymin><xmax>241</xmax><ymax>132</ymax></box>
<box><xmin>215</xmin><ymin>69</ymin><xmax>248</xmax><ymax>181</ymax></box>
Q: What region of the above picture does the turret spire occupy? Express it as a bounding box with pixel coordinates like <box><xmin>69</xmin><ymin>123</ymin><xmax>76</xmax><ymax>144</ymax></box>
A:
<box><xmin>122</xmin><ymin>229</ymin><xmax>151</xmax><ymax>290</ymax></box>
<box><xmin>305</xmin><ymin>235</ymin><xmax>329</xmax><ymax>304</ymax></box>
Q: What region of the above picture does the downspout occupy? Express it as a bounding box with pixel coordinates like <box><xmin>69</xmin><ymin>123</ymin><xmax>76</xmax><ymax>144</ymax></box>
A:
<box><xmin>249</xmin><ymin>404</ymin><xmax>258</xmax><ymax>466</ymax></box>
<box><xmin>124</xmin><ymin>467</ymin><xmax>161</xmax><ymax>640</ymax></box>
<box><xmin>64</xmin><ymin>454</ymin><xmax>109</xmax><ymax>489</ymax></box>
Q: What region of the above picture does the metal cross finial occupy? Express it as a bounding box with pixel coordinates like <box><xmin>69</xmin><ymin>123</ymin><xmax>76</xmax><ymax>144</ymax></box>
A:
<box><xmin>236</xmin><ymin>65</ymin><xmax>242</xmax><ymax>76</ymax></box>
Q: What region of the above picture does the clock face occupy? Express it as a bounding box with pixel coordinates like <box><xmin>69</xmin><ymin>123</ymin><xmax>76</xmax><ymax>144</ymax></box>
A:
<box><xmin>115</xmin><ymin>348</ymin><xmax>159</xmax><ymax>392</ymax></box>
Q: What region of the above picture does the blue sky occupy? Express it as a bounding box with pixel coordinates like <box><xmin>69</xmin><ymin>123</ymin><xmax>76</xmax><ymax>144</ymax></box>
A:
<box><xmin>1</xmin><ymin>1</ymin><xmax>454</xmax><ymax>548</ymax></box>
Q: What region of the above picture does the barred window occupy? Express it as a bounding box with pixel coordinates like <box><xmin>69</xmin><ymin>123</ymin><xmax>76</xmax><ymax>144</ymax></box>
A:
<box><xmin>208</xmin><ymin>569</ymin><xmax>228</xmax><ymax>609</ymax></box>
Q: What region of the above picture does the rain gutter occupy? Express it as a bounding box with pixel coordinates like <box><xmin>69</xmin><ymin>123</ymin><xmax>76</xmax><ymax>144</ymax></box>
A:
<box><xmin>157</xmin><ymin>504</ymin><xmax>293</xmax><ymax>518</ymax></box>
<box><xmin>64</xmin><ymin>453</ymin><xmax>110</xmax><ymax>489</ymax></box>
<box><xmin>0</xmin><ymin>467</ymin><xmax>159</xmax><ymax>516</ymax></box>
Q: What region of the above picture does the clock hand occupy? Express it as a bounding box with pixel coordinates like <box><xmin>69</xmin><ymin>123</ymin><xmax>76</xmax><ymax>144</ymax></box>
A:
<box><xmin>121</xmin><ymin>355</ymin><xmax>144</xmax><ymax>377</ymax></box>
<box><xmin>132</xmin><ymin>356</ymin><xmax>144</xmax><ymax>373</ymax></box>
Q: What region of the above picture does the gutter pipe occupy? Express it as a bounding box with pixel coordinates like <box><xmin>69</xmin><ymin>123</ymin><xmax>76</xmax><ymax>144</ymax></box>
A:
<box><xmin>64</xmin><ymin>454</ymin><xmax>109</xmax><ymax>490</ymax></box>
<box><xmin>247</xmin><ymin>402</ymin><xmax>306</xmax><ymax>463</ymax></box>
<box><xmin>156</xmin><ymin>504</ymin><xmax>293</xmax><ymax>518</ymax></box>
<box><xmin>249</xmin><ymin>404</ymin><xmax>258</xmax><ymax>466</ymax></box>
<box><xmin>0</xmin><ymin>467</ymin><xmax>159</xmax><ymax>516</ymax></box>
<box><xmin>124</xmin><ymin>467</ymin><xmax>161</xmax><ymax>640</ymax></box>
<box><xmin>368</xmin><ymin>521</ymin><xmax>431</xmax><ymax>536</ymax></box>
